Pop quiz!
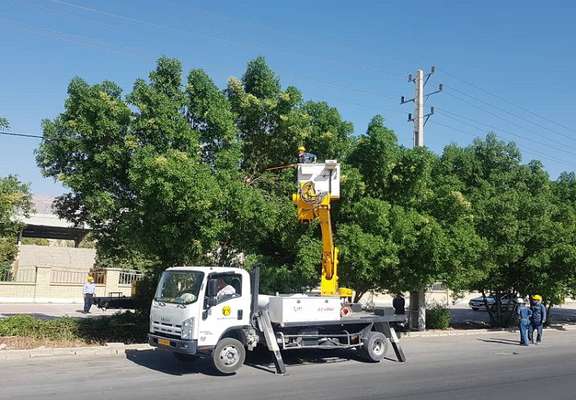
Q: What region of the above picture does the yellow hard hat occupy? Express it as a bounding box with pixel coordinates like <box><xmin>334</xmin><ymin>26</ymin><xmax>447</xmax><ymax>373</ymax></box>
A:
<box><xmin>298</xmin><ymin>146</ymin><xmax>306</xmax><ymax>152</ymax></box>
<box><xmin>87</xmin><ymin>276</ymin><xmax>94</xmax><ymax>283</ymax></box>
<box><xmin>531</xmin><ymin>294</ymin><xmax>542</xmax><ymax>301</ymax></box>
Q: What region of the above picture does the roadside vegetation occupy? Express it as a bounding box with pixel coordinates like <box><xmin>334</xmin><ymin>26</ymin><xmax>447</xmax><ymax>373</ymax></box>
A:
<box><xmin>1</xmin><ymin>57</ymin><xmax>574</xmax><ymax>330</ymax></box>
<box><xmin>0</xmin><ymin>174</ymin><xmax>32</xmax><ymax>277</ymax></box>
<box><xmin>0</xmin><ymin>313</ymin><xmax>148</xmax><ymax>349</ymax></box>
<box><xmin>425</xmin><ymin>304</ymin><xmax>451</xmax><ymax>330</ymax></box>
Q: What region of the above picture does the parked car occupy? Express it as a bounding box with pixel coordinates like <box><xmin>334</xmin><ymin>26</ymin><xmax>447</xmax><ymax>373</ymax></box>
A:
<box><xmin>469</xmin><ymin>294</ymin><xmax>524</xmax><ymax>311</ymax></box>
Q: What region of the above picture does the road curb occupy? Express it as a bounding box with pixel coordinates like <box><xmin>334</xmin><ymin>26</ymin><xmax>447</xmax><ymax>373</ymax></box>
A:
<box><xmin>0</xmin><ymin>342</ymin><xmax>152</xmax><ymax>361</ymax></box>
<box><xmin>1</xmin><ymin>324</ymin><xmax>574</xmax><ymax>361</ymax></box>
<box><xmin>401</xmin><ymin>323</ymin><xmax>576</xmax><ymax>338</ymax></box>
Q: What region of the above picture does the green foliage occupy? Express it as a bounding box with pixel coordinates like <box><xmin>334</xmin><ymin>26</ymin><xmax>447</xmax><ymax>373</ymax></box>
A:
<box><xmin>425</xmin><ymin>304</ymin><xmax>451</xmax><ymax>330</ymax></box>
<box><xmin>0</xmin><ymin>117</ymin><xmax>8</xmax><ymax>129</ymax></box>
<box><xmin>0</xmin><ymin>315</ymin><xmax>79</xmax><ymax>341</ymax></box>
<box><xmin>0</xmin><ymin>313</ymin><xmax>148</xmax><ymax>344</ymax></box>
<box><xmin>34</xmin><ymin>56</ymin><xmax>576</xmax><ymax>329</ymax></box>
<box><xmin>0</xmin><ymin>176</ymin><xmax>32</xmax><ymax>274</ymax></box>
<box><xmin>21</xmin><ymin>238</ymin><xmax>50</xmax><ymax>246</ymax></box>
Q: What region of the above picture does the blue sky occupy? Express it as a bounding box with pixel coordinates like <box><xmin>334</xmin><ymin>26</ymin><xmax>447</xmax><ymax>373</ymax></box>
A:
<box><xmin>1</xmin><ymin>0</ymin><xmax>575</xmax><ymax>196</ymax></box>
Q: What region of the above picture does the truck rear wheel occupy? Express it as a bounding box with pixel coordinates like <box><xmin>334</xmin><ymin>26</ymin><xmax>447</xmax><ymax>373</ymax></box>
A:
<box><xmin>212</xmin><ymin>337</ymin><xmax>246</xmax><ymax>374</ymax></box>
<box><xmin>360</xmin><ymin>331</ymin><xmax>389</xmax><ymax>362</ymax></box>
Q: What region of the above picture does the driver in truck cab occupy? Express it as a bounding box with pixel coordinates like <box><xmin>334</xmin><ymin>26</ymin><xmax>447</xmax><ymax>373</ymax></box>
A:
<box><xmin>216</xmin><ymin>278</ymin><xmax>236</xmax><ymax>301</ymax></box>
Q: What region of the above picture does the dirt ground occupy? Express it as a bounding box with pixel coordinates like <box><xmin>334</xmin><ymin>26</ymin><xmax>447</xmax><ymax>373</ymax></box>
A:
<box><xmin>0</xmin><ymin>336</ymin><xmax>92</xmax><ymax>350</ymax></box>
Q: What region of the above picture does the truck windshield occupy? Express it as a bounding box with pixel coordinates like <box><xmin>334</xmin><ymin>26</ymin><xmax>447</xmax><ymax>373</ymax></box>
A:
<box><xmin>154</xmin><ymin>270</ymin><xmax>204</xmax><ymax>305</ymax></box>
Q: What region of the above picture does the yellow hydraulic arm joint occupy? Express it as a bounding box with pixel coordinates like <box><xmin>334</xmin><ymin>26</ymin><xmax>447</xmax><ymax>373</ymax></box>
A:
<box><xmin>292</xmin><ymin>182</ymin><xmax>353</xmax><ymax>298</ymax></box>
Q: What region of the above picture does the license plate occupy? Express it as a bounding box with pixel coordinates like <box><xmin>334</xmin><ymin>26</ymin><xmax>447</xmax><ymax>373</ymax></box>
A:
<box><xmin>158</xmin><ymin>338</ymin><xmax>171</xmax><ymax>346</ymax></box>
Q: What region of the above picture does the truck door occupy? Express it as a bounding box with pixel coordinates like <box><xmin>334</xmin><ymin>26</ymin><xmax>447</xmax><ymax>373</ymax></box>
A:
<box><xmin>199</xmin><ymin>272</ymin><xmax>250</xmax><ymax>348</ymax></box>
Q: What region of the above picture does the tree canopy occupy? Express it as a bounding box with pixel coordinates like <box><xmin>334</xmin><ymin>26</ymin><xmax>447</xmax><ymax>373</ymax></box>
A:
<box><xmin>0</xmin><ymin>176</ymin><xmax>32</xmax><ymax>274</ymax></box>
<box><xmin>36</xmin><ymin>57</ymin><xmax>576</xmax><ymax>325</ymax></box>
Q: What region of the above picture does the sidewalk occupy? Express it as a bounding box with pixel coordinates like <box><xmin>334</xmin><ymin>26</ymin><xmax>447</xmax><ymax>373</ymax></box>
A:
<box><xmin>0</xmin><ymin>303</ymin><xmax>123</xmax><ymax>319</ymax></box>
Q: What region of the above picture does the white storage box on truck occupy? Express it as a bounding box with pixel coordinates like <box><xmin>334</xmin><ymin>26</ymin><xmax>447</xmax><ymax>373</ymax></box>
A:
<box><xmin>267</xmin><ymin>295</ymin><xmax>341</xmax><ymax>324</ymax></box>
<box><xmin>148</xmin><ymin>266</ymin><xmax>406</xmax><ymax>375</ymax></box>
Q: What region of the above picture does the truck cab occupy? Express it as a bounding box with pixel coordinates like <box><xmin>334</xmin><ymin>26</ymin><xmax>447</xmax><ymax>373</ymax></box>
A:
<box><xmin>148</xmin><ymin>266</ymin><xmax>254</xmax><ymax>373</ymax></box>
<box><xmin>149</xmin><ymin>265</ymin><xmax>407</xmax><ymax>375</ymax></box>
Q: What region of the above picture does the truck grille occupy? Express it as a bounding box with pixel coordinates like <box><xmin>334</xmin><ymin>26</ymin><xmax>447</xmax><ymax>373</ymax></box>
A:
<box><xmin>152</xmin><ymin>321</ymin><xmax>182</xmax><ymax>337</ymax></box>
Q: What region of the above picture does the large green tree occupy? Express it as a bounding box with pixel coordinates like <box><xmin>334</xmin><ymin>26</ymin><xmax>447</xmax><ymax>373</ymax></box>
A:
<box><xmin>0</xmin><ymin>176</ymin><xmax>32</xmax><ymax>275</ymax></box>
<box><xmin>36</xmin><ymin>57</ymin><xmax>356</xmax><ymax>296</ymax></box>
<box><xmin>342</xmin><ymin>116</ymin><xmax>485</xmax><ymax>312</ymax></box>
<box><xmin>436</xmin><ymin>134</ymin><xmax>576</xmax><ymax>326</ymax></box>
<box><xmin>35</xmin><ymin>56</ymin><xmax>576</xmax><ymax>331</ymax></box>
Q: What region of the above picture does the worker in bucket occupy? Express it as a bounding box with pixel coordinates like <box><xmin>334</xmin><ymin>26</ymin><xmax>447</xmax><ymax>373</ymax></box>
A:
<box><xmin>529</xmin><ymin>294</ymin><xmax>547</xmax><ymax>344</ymax></box>
<box><xmin>297</xmin><ymin>146</ymin><xmax>317</xmax><ymax>163</ymax></box>
<box><xmin>82</xmin><ymin>276</ymin><xmax>97</xmax><ymax>314</ymax></box>
<box><xmin>517</xmin><ymin>298</ymin><xmax>532</xmax><ymax>346</ymax></box>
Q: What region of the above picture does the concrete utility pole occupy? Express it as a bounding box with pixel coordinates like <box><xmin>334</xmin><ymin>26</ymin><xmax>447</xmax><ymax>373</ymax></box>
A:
<box><xmin>401</xmin><ymin>67</ymin><xmax>442</xmax><ymax>331</ymax></box>
<box><xmin>401</xmin><ymin>66</ymin><xmax>442</xmax><ymax>149</ymax></box>
<box><xmin>414</xmin><ymin>69</ymin><xmax>425</xmax><ymax>147</ymax></box>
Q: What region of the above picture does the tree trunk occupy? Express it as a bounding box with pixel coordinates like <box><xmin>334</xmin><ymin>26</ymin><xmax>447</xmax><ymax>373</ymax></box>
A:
<box><xmin>482</xmin><ymin>289</ymin><xmax>496</xmax><ymax>327</ymax></box>
<box><xmin>409</xmin><ymin>289</ymin><xmax>426</xmax><ymax>331</ymax></box>
<box><xmin>353</xmin><ymin>290</ymin><xmax>366</xmax><ymax>304</ymax></box>
<box><xmin>545</xmin><ymin>303</ymin><xmax>553</xmax><ymax>327</ymax></box>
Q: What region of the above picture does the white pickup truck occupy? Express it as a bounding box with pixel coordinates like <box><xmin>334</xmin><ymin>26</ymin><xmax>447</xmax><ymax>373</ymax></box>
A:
<box><xmin>148</xmin><ymin>266</ymin><xmax>406</xmax><ymax>374</ymax></box>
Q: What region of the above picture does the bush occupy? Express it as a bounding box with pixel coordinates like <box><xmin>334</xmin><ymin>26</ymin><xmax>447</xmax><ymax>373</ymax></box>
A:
<box><xmin>77</xmin><ymin>311</ymin><xmax>149</xmax><ymax>343</ymax></box>
<box><xmin>0</xmin><ymin>312</ymin><xmax>148</xmax><ymax>344</ymax></box>
<box><xmin>426</xmin><ymin>304</ymin><xmax>451</xmax><ymax>330</ymax></box>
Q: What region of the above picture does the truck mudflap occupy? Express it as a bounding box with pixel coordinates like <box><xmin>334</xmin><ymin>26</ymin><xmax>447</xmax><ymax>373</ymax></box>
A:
<box><xmin>148</xmin><ymin>333</ymin><xmax>198</xmax><ymax>355</ymax></box>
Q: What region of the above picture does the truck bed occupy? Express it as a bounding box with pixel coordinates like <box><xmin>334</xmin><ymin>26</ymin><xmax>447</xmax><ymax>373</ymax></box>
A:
<box><xmin>273</xmin><ymin>312</ymin><xmax>406</xmax><ymax>328</ymax></box>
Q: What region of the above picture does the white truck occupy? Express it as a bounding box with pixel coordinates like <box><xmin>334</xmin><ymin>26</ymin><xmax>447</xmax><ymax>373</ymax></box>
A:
<box><xmin>148</xmin><ymin>266</ymin><xmax>406</xmax><ymax>374</ymax></box>
<box><xmin>148</xmin><ymin>156</ymin><xmax>407</xmax><ymax>374</ymax></box>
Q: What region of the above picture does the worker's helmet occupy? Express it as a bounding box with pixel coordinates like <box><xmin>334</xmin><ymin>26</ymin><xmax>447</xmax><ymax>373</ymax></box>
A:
<box><xmin>297</xmin><ymin>146</ymin><xmax>306</xmax><ymax>152</ymax></box>
<box><xmin>531</xmin><ymin>294</ymin><xmax>542</xmax><ymax>301</ymax></box>
<box><xmin>87</xmin><ymin>276</ymin><xmax>94</xmax><ymax>283</ymax></box>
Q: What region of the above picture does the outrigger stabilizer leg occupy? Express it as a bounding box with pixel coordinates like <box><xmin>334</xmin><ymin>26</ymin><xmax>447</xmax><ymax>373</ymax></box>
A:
<box><xmin>377</xmin><ymin>322</ymin><xmax>407</xmax><ymax>362</ymax></box>
<box><xmin>256</xmin><ymin>309</ymin><xmax>287</xmax><ymax>374</ymax></box>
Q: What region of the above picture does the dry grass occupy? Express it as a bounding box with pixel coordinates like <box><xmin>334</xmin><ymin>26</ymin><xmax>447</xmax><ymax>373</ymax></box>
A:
<box><xmin>0</xmin><ymin>336</ymin><xmax>93</xmax><ymax>350</ymax></box>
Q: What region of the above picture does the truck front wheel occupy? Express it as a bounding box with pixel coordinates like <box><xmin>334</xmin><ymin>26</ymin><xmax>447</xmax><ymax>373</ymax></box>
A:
<box><xmin>212</xmin><ymin>338</ymin><xmax>246</xmax><ymax>374</ymax></box>
<box><xmin>360</xmin><ymin>331</ymin><xmax>389</xmax><ymax>362</ymax></box>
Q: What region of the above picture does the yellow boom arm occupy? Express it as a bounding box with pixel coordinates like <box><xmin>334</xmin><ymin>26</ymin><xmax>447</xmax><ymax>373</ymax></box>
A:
<box><xmin>292</xmin><ymin>182</ymin><xmax>352</xmax><ymax>298</ymax></box>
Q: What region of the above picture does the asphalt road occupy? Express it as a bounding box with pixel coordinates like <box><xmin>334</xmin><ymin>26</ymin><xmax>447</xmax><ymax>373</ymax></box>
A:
<box><xmin>2</xmin><ymin>329</ymin><xmax>575</xmax><ymax>400</ymax></box>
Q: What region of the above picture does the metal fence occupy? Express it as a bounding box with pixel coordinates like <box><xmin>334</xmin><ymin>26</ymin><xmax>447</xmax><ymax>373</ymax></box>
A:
<box><xmin>0</xmin><ymin>269</ymin><xmax>37</xmax><ymax>283</ymax></box>
<box><xmin>119</xmin><ymin>271</ymin><xmax>143</xmax><ymax>286</ymax></box>
<box><xmin>50</xmin><ymin>270</ymin><xmax>106</xmax><ymax>284</ymax></box>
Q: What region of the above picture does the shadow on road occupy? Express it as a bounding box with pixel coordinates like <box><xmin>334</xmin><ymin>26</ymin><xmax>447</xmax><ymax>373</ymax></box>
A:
<box><xmin>478</xmin><ymin>338</ymin><xmax>522</xmax><ymax>346</ymax></box>
<box><xmin>125</xmin><ymin>349</ymin><xmax>223</xmax><ymax>376</ymax></box>
<box><xmin>126</xmin><ymin>347</ymin><xmax>396</xmax><ymax>376</ymax></box>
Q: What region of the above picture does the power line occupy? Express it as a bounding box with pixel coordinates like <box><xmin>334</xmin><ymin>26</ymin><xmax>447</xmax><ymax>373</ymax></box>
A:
<box><xmin>443</xmin><ymin>84</ymin><xmax>576</xmax><ymax>144</ymax></box>
<box><xmin>439</xmin><ymin>68</ymin><xmax>575</xmax><ymax>134</ymax></box>
<box><xmin>435</xmin><ymin>108</ymin><xmax>576</xmax><ymax>158</ymax></box>
<box><xmin>442</xmin><ymin>89</ymin><xmax>576</xmax><ymax>150</ymax></box>
<box><xmin>48</xmin><ymin>0</ymin><xmax>408</xmax><ymax>81</ymax></box>
<box><xmin>6</xmin><ymin>9</ymin><xmax>404</xmax><ymax>117</ymax></box>
<box><xmin>430</xmin><ymin>120</ymin><xmax>574</xmax><ymax>170</ymax></box>
<box><xmin>0</xmin><ymin>131</ymin><xmax>44</xmax><ymax>140</ymax></box>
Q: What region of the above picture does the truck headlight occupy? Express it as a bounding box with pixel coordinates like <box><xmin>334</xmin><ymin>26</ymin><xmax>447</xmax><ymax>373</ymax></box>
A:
<box><xmin>181</xmin><ymin>317</ymin><xmax>194</xmax><ymax>340</ymax></box>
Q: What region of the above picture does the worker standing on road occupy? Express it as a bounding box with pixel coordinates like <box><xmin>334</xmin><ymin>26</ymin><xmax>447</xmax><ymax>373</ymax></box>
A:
<box><xmin>529</xmin><ymin>295</ymin><xmax>547</xmax><ymax>344</ymax></box>
<box><xmin>82</xmin><ymin>276</ymin><xmax>96</xmax><ymax>314</ymax></box>
<box><xmin>517</xmin><ymin>299</ymin><xmax>532</xmax><ymax>346</ymax></box>
<box><xmin>393</xmin><ymin>293</ymin><xmax>406</xmax><ymax>315</ymax></box>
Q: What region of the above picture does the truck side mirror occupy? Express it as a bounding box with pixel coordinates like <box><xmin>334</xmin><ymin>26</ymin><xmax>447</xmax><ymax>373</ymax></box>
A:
<box><xmin>207</xmin><ymin>278</ymin><xmax>219</xmax><ymax>297</ymax></box>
